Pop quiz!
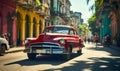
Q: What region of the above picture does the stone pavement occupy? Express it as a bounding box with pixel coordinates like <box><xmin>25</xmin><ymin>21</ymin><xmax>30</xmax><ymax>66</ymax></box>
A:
<box><xmin>110</xmin><ymin>45</ymin><xmax>120</xmax><ymax>51</ymax></box>
<box><xmin>84</xmin><ymin>42</ymin><xmax>120</xmax><ymax>51</ymax></box>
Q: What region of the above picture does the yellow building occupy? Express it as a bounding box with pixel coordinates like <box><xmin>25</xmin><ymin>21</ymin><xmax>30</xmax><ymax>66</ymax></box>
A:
<box><xmin>16</xmin><ymin>6</ymin><xmax>45</xmax><ymax>45</ymax></box>
<box><xmin>14</xmin><ymin>0</ymin><xmax>50</xmax><ymax>45</ymax></box>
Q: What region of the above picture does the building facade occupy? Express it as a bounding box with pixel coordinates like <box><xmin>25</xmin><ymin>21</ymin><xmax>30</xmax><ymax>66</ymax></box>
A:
<box><xmin>108</xmin><ymin>0</ymin><xmax>120</xmax><ymax>45</ymax></box>
<box><xmin>74</xmin><ymin>12</ymin><xmax>82</xmax><ymax>24</ymax></box>
<box><xmin>0</xmin><ymin>0</ymin><xmax>50</xmax><ymax>46</ymax></box>
<box><xmin>96</xmin><ymin>0</ymin><xmax>120</xmax><ymax>45</ymax></box>
<box><xmin>15</xmin><ymin>0</ymin><xmax>50</xmax><ymax>45</ymax></box>
<box><xmin>0</xmin><ymin>0</ymin><xmax>17</xmax><ymax>46</ymax></box>
<box><xmin>50</xmin><ymin>0</ymin><xmax>71</xmax><ymax>25</ymax></box>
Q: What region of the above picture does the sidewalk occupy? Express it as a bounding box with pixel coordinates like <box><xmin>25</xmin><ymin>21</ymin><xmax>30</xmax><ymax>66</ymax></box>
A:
<box><xmin>85</xmin><ymin>42</ymin><xmax>120</xmax><ymax>51</ymax></box>
<box><xmin>6</xmin><ymin>46</ymin><xmax>25</xmax><ymax>53</ymax></box>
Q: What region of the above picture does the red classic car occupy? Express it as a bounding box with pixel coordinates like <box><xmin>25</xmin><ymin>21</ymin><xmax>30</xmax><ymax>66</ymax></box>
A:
<box><xmin>24</xmin><ymin>25</ymin><xmax>84</xmax><ymax>59</ymax></box>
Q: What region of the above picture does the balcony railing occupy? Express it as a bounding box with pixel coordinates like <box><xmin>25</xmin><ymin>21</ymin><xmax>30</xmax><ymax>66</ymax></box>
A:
<box><xmin>14</xmin><ymin>0</ymin><xmax>50</xmax><ymax>17</ymax></box>
<box><xmin>14</xmin><ymin>0</ymin><xmax>36</xmax><ymax>11</ymax></box>
<box><xmin>36</xmin><ymin>8</ymin><xmax>50</xmax><ymax>17</ymax></box>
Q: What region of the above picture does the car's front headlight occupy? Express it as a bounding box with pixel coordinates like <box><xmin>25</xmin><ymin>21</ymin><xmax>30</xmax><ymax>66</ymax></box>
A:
<box><xmin>24</xmin><ymin>39</ymin><xmax>29</xmax><ymax>44</ymax></box>
<box><xmin>60</xmin><ymin>39</ymin><xmax>65</xmax><ymax>44</ymax></box>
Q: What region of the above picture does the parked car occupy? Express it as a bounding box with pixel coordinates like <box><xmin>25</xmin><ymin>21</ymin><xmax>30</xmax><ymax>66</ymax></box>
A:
<box><xmin>0</xmin><ymin>36</ymin><xmax>10</xmax><ymax>55</ymax></box>
<box><xmin>24</xmin><ymin>25</ymin><xmax>84</xmax><ymax>59</ymax></box>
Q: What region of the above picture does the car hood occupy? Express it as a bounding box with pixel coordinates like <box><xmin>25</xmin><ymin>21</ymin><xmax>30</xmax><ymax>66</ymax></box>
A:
<box><xmin>39</xmin><ymin>33</ymin><xmax>71</xmax><ymax>42</ymax></box>
<box><xmin>26</xmin><ymin>33</ymin><xmax>78</xmax><ymax>44</ymax></box>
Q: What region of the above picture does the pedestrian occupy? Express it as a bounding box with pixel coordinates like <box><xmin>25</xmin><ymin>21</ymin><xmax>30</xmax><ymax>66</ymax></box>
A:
<box><xmin>106</xmin><ymin>35</ymin><xmax>111</xmax><ymax>45</ymax></box>
<box><xmin>88</xmin><ymin>38</ymin><xmax>91</xmax><ymax>44</ymax></box>
<box><xmin>4</xmin><ymin>33</ymin><xmax>9</xmax><ymax>41</ymax></box>
<box><xmin>84</xmin><ymin>37</ymin><xmax>87</xmax><ymax>43</ymax></box>
<box><xmin>94</xmin><ymin>34</ymin><xmax>99</xmax><ymax>47</ymax></box>
<box><xmin>91</xmin><ymin>36</ymin><xmax>94</xmax><ymax>44</ymax></box>
<box><xmin>102</xmin><ymin>36</ymin><xmax>106</xmax><ymax>45</ymax></box>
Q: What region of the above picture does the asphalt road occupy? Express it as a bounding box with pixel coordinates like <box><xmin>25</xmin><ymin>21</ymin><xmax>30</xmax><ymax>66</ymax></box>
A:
<box><xmin>0</xmin><ymin>43</ymin><xmax>120</xmax><ymax>71</ymax></box>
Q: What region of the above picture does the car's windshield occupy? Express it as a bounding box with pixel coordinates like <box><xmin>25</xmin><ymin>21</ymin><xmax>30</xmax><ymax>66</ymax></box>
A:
<box><xmin>44</xmin><ymin>27</ymin><xmax>69</xmax><ymax>34</ymax></box>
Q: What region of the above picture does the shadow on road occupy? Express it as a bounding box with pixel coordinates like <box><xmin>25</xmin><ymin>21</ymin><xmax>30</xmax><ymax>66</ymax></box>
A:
<box><xmin>44</xmin><ymin>57</ymin><xmax>120</xmax><ymax>71</ymax></box>
<box><xmin>5</xmin><ymin>53</ymin><xmax>82</xmax><ymax>66</ymax></box>
<box><xmin>86</xmin><ymin>44</ymin><xmax>120</xmax><ymax>57</ymax></box>
<box><xmin>43</xmin><ymin>44</ymin><xmax>120</xmax><ymax>71</ymax></box>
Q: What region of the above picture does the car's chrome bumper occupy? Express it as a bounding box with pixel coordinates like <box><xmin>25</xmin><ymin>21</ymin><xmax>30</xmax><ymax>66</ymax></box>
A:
<box><xmin>24</xmin><ymin>48</ymin><xmax>66</xmax><ymax>54</ymax></box>
<box><xmin>24</xmin><ymin>42</ymin><xmax>66</xmax><ymax>54</ymax></box>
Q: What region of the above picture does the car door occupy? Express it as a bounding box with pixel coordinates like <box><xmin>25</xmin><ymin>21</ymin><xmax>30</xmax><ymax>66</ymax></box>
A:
<box><xmin>69</xmin><ymin>29</ymin><xmax>80</xmax><ymax>49</ymax></box>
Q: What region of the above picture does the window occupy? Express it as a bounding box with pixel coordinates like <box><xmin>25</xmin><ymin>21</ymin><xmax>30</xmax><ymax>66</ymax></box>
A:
<box><xmin>54</xmin><ymin>27</ymin><xmax>69</xmax><ymax>34</ymax></box>
<box><xmin>69</xmin><ymin>30</ymin><xmax>75</xmax><ymax>35</ymax></box>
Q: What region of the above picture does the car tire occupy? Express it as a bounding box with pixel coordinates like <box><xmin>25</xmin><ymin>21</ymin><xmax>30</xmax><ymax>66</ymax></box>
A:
<box><xmin>66</xmin><ymin>45</ymin><xmax>72</xmax><ymax>60</ymax></box>
<box><xmin>0</xmin><ymin>45</ymin><xmax>6</xmax><ymax>56</ymax></box>
<box><xmin>27</xmin><ymin>53</ymin><xmax>36</xmax><ymax>60</ymax></box>
<box><xmin>77</xmin><ymin>49</ymin><xmax>82</xmax><ymax>55</ymax></box>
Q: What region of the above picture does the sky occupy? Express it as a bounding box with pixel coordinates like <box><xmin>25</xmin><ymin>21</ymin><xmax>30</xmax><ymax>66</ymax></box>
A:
<box><xmin>69</xmin><ymin>0</ymin><xmax>95</xmax><ymax>23</ymax></box>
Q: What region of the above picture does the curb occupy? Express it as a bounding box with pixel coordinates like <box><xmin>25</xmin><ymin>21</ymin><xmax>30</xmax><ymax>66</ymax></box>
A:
<box><xmin>6</xmin><ymin>47</ymin><xmax>25</xmax><ymax>54</ymax></box>
<box><xmin>6</xmin><ymin>49</ymin><xmax>24</xmax><ymax>54</ymax></box>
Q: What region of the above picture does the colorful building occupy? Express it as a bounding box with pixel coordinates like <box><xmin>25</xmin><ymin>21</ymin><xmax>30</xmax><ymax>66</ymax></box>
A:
<box><xmin>15</xmin><ymin>0</ymin><xmax>50</xmax><ymax>45</ymax></box>
<box><xmin>108</xmin><ymin>0</ymin><xmax>120</xmax><ymax>45</ymax></box>
<box><xmin>74</xmin><ymin>12</ymin><xmax>82</xmax><ymax>24</ymax></box>
<box><xmin>0</xmin><ymin>0</ymin><xmax>17</xmax><ymax>46</ymax></box>
<box><xmin>100</xmin><ymin>10</ymin><xmax>111</xmax><ymax>42</ymax></box>
<box><xmin>0</xmin><ymin>0</ymin><xmax>50</xmax><ymax>46</ymax></box>
<box><xmin>50</xmin><ymin>0</ymin><xmax>71</xmax><ymax>25</ymax></box>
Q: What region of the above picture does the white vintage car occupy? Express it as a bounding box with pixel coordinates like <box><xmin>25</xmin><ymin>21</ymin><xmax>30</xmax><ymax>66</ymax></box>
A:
<box><xmin>0</xmin><ymin>37</ymin><xmax>10</xmax><ymax>55</ymax></box>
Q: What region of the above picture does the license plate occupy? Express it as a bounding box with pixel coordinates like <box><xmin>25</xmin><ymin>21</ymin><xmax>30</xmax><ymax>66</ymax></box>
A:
<box><xmin>36</xmin><ymin>49</ymin><xmax>46</xmax><ymax>53</ymax></box>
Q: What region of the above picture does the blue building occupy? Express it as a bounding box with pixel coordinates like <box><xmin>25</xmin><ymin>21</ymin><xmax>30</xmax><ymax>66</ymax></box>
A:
<box><xmin>74</xmin><ymin>12</ymin><xmax>83</xmax><ymax>24</ymax></box>
<box><xmin>50</xmin><ymin>0</ymin><xmax>71</xmax><ymax>25</ymax></box>
<box><xmin>100</xmin><ymin>10</ymin><xmax>112</xmax><ymax>42</ymax></box>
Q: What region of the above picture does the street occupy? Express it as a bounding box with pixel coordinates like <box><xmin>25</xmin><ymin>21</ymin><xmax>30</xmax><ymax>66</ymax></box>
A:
<box><xmin>0</xmin><ymin>43</ymin><xmax>120</xmax><ymax>71</ymax></box>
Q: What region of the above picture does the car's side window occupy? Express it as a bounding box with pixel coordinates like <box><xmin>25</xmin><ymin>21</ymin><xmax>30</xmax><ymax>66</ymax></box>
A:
<box><xmin>69</xmin><ymin>29</ymin><xmax>75</xmax><ymax>35</ymax></box>
<box><xmin>74</xmin><ymin>30</ymin><xmax>77</xmax><ymax>35</ymax></box>
<box><xmin>44</xmin><ymin>28</ymin><xmax>53</xmax><ymax>33</ymax></box>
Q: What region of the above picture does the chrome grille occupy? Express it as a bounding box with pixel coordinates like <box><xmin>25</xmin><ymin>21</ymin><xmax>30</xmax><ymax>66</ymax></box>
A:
<box><xmin>30</xmin><ymin>42</ymin><xmax>62</xmax><ymax>49</ymax></box>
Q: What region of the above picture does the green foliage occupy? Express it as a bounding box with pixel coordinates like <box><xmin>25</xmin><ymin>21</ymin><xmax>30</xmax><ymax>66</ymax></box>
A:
<box><xmin>95</xmin><ymin>0</ymin><xmax>103</xmax><ymax>8</ymax></box>
<box><xmin>78</xmin><ymin>24</ymin><xmax>90</xmax><ymax>38</ymax></box>
<box><xmin>88</xmin><ymin>13</ymin><xmax>96</xmax><ymax>23</ymax></box>
<box><xmin>86</xmin><ymin>0</ymin><xmax>102</xmax><ymax>35</ymax></box>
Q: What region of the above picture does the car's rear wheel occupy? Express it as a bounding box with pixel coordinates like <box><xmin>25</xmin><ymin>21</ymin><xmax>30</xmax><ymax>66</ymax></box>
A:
<box><xmin>27</xmin><ymin>53</ymin><xmax>37</xmax><ymax>60</ymax></box>
<box><xmin>66</xmin><ymin>45</ymin><xmax>72</xmax><ymax>60</ymax></box>
<box><xmin>0</xmin><ymin>45</ymin><xmax>6</xmax><ymax>56</ymax></box>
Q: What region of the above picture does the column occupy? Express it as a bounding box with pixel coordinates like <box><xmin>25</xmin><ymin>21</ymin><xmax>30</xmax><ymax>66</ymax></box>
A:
<box><xmin>29</xmin><ymin>21</ymin><xmax>33</xmax><ymax>38</ymax></box>
<box><xmin>36</xmin><ymin>23</ymin><xmax>39</xmax><ymax>37</ymax></box>
<box><xmin>20</xmin><ymin>18</ymin><xmax>25</xmax><ymax>45</ymax></box>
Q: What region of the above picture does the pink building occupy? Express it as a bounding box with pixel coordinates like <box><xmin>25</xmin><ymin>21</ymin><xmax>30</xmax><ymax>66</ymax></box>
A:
<box><xmin>0</xmin><ymin>0</ymin><xmax>17</xmax><ymax>46</ymax></box>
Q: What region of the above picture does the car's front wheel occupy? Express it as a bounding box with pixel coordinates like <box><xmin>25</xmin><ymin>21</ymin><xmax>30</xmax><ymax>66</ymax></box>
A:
<box><xmin>66</xmin><ymin>45</ymin><xmax>72</xmax><ymax>60</ymax></box>
<box><xmin>0</xmin><ymin>44</ymin><xmax>6</xmax><ymax>56</ymax></box>
<box><xmin>27</xmin><ymin>53</ymin><xmax>37</xmax><ymax>60</ymax></box>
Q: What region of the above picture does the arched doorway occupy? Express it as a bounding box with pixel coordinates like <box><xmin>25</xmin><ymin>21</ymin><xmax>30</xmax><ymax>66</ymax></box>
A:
<box><xmin>33</xmin><ymin>17</ymin><xmax>37</xmax><ymax>37</ymax></box>
<box><xmin>25</xmin><ymin>15</ymin><xmax>30</xmax><ymax>38</ymax></box>
<box><xmin>16</xmin><ymin>12</ymin><xmax>22</xmax><ymax>46</ymax></box>
<box><xmin>7</xmin><ymin>12</ymin><xmax>13</xmax><ymax>45</ymax></box>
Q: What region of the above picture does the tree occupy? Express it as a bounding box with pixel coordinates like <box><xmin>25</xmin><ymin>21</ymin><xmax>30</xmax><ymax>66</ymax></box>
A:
<box><xmin>87</xmin><ymin>0</ymin><xmax>104</xmax><ymax>35</ymax></box>
<box><xmin>78</xmin><ymin>24</ymin><xmax>90</xmax><ymax>38</ymax></box>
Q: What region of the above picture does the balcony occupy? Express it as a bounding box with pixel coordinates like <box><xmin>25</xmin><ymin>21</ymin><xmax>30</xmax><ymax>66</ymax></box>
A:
<box><xmin>50</xmin><ymin>11</ymin><xmax>60</xmax><ymax>16</ymax></box>
<box><xmin>36</xmin><ymin>8</ymin><xmax>50</xmax><ymax>18</ymax></box>
<box><xmin>14</xmin><ymin>0</ymin><xmax>50</xmax><ymax>17</ymax></box>
<box><xmin>14</xmin><ymin>0</ymin><xmax>36</xmax><ymax>11</ymax></box>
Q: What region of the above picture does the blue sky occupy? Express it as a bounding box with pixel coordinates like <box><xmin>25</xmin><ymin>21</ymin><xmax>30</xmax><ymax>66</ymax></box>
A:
<box><xmin>69</xmin><ymin>0</ymin><xmax>95</xmax><ymax>23</ymax></box>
